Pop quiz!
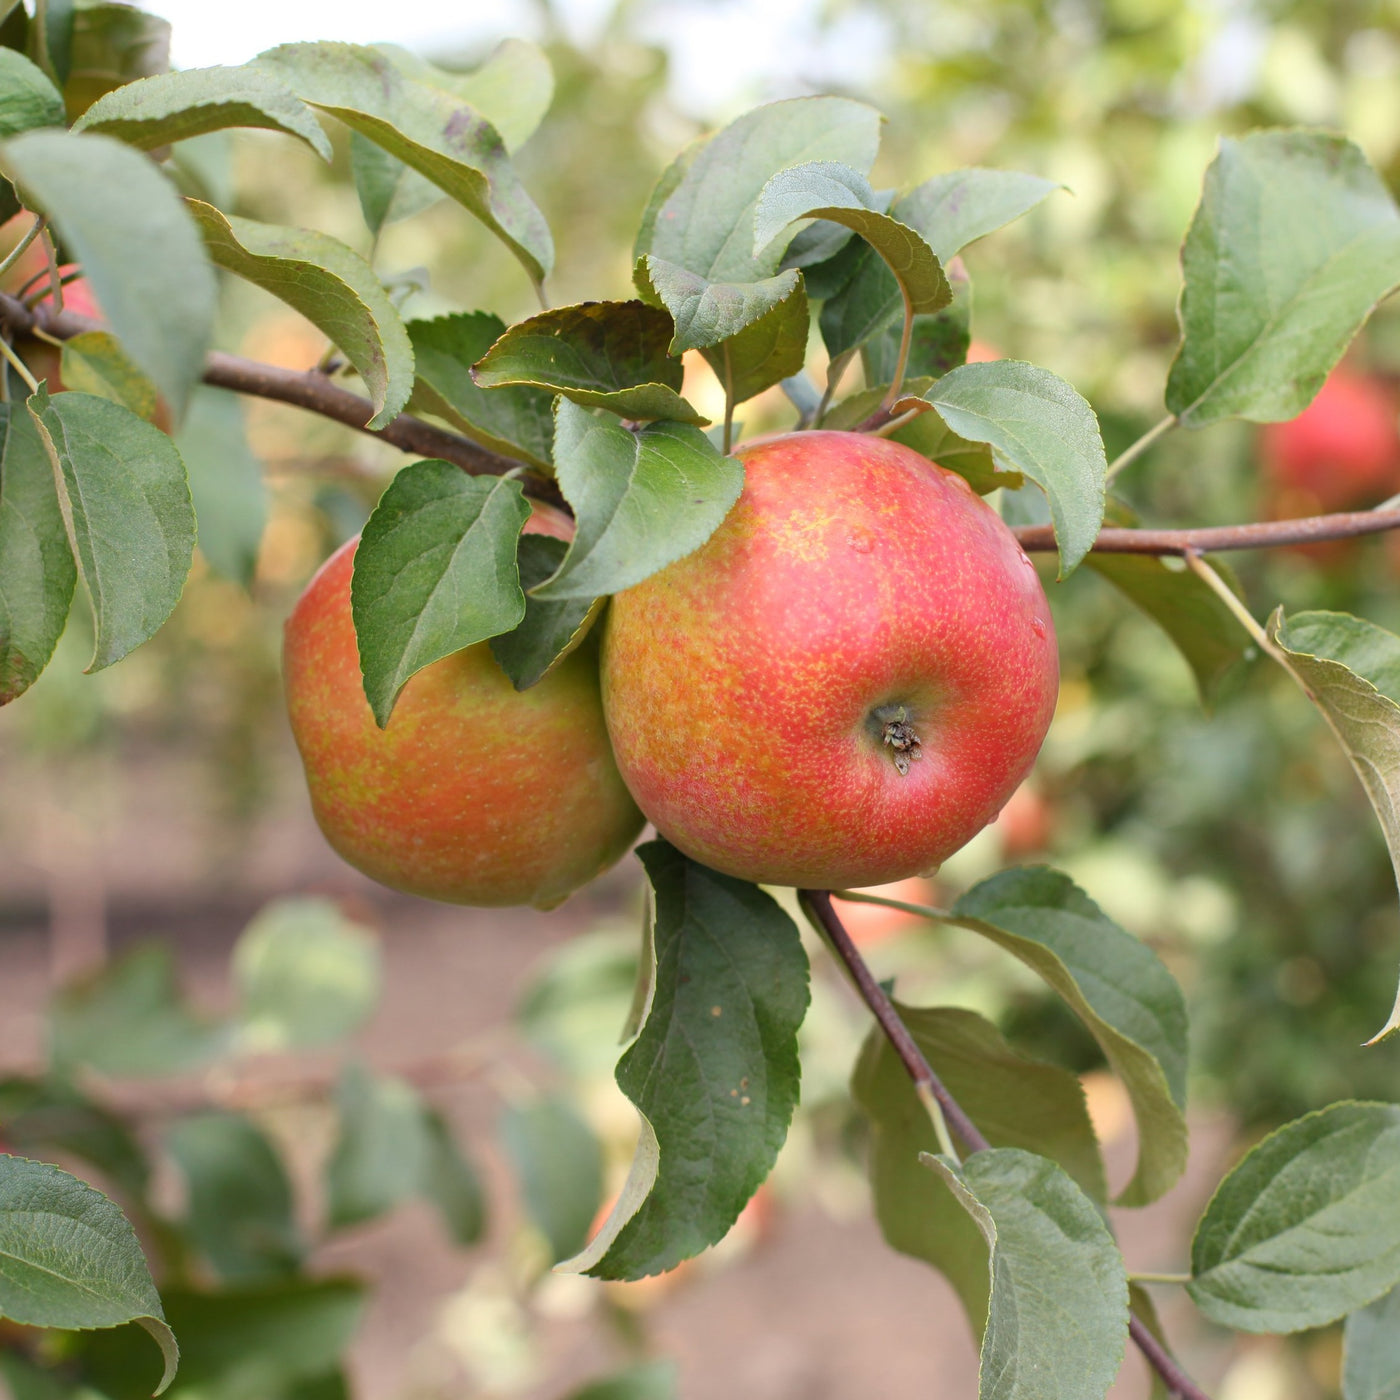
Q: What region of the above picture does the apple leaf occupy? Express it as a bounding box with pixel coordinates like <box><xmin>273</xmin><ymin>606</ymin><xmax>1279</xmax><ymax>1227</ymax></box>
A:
<box><xmin>72</xmin><ymin>64</ymin><xmax>331</xmax><ymax>159</ymax></box>
<box><xmin>167</xmin><ymin>1113</ymin><xmax>304</xmax><ymax>1283</ymax></box>
<box><xmin>255</xmin><ymin>42</ymin><xmax>553</xmax><ymax>291</ymax></box>
<box><xmin>753</xmin><ymin>160</ymin><xmax>950</xmax><ymax>319</ymax></box>
<box><xmin>1166</xmin><ymin>132</ymin><xmax>1400</xmax><ymax>428</ymax></box>
<box><xmin>0</xmin><ymin>48</ymin><xmax>65</xmax><ymax>136</ymax></box>
<box><xmin>699</xmin><ymin>270</ymin><xmax>810</xmax><ymax>406</ymax></box>
<box><xmin>561</xmin><ymin>839</ymin><xmax>808</xmax><ymax>1280</ymax></box>
<box><xmin>188</xmin><ymin>200</ymin><xmax>414</xmax><ymax>431</ymax></box>
<box><xmin>352</xmin><ymin>460</ymin><xmax>529</xmax><ymax>726</ymax></box>
<box><xmin>914</xmin><ymin>359</ymin><xmax>1106</xmax><ymax>575</ymax></box>
<box><xmin>637</xmin><ymin>255</ymin><xmax>801</xmax><ymax>357</ymax></box>
<box><xmin>1189</xmin><ymin>1102</ymin><xmax>1400</xmax><ymax>1332</ymax></box>
<box><xmin>421</xmin><ymin>1108</ymin><xmax>486</xmax><ymax>1247</ymax></box>
<box><xmin>851</xmin><ymin>1004</ymin><xmax>1107</xmax><ymax>1333</ymax></box>
<box><xmin>326</xmin><ymin>1063</ymin><xmax>431</xmax><ymax>1231</ymax></box>
<box><xmin>63</xmin><ymin>2</ymin><xmax>171</xmax><ymax>121</ymax></box>
<box><xmin>489</xmin><ymin>534</ymin><xmax>600</xmax><ymax>691</ymax></box>
<box><xmin>935</xmin><ymin>866</ymin><xmax>1189</xmax><ymax>1207</ymax></box>
<box><xmin>1266</xmin><ymin>609</ymin><xmax>1400</xmax><ymax>1041</ymax></box>
<box><xmin>407</xmin><ymin>313</ymin><xmax>554</xmax><ymax>471</ymax></box>
<box><xmin>564</xmin><ymin>1361</ymin><xmax>678</xmax><ymax>1400</ymax></box>
<box><xmin>821</xmin><ymin>168</ymin><xmax>1058</xmax><ymax>360</ymax></box>
<box><xmin>2</xmin><ymin>129</ymin><xmax>215</xmax><ymax>417</ymax></box>
<box><xmin>0</xmin><ymin>403</ymin><xmax>75</xmax><ymax>705</ymax></box>
<box><xmin>500</xmin><ymin>1094</ymin><xmax>605</xmax><ymax>1264</ymax></box>
<box><xmin>472</xmin><ymin>300</ymin><xmax>704</xmax><ymax>424</ymax></box>
<box><xmin>1344</xmin><ymin>1284</ymin><xmax>1400</xmax><ymax>1400</ymax></box>
<box><xmin>0</xmin><ymin>1155</ymin><xmax>179</xmax><ymax>1394</ymax></box>
<box><xmin>233</xmin><ymin>897</ymin><xmax>380</xmax><ymax>1052</ymax></box>
<box><xmin>350</xmin><ymin>39</ymin><xmax>552</xmax><ymax>233</ymax></box>
<box><xmin>532</xmin><ymin>399</ymin><xmax>742</xmax><ymax>601</ymax></box>
<box><xmin>1087</xmin><ymin>552</ymin><xmax>1250</xmax><ymax>707</ymax></box>
<box><xmin>27</xmin><ymin>387</ymin><xmax>195</xmax><ymax>673</ymax></box>
<box><xmin>176</xmin><ymin>387</ymin><xmax>267</xmax><ymax>586</ymax></box>
<box><xmin>59</xmin><ymin>331</ymin><xmax>157</xmax><ymax>420</ymax></box>
<box><xmin>925</xmin><ymin>1148</ymin><xmax>1128</xmax><ymax>1400</ymax></box>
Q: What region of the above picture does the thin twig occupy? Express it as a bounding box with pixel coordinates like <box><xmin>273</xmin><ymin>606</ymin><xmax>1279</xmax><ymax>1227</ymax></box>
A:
<box><xmin>1105</xmin><ymin>414</ymin><xmax>1178</xmax><ymax>484</ymax></box>
<box><xmin>0</xmin><ymin>215</ymin><xmax>44</xmax><ymax>282</ymax></box>
<box><xmin>880</xmin><ymin>284</ymin><xmax>916</xmax><ymax>412</ymax></box>
<box><xmin>1015</xmin><ymin>510</ymin><xmax>1400</xmax><ymax>556</ymax></box>
<box><xmin>802</xmin><ymin>888</ymin><xmax>1214</xmax><ymax>1400</ymax></box>
<box><xmin>0</xmin><ymin>336</ymin><xmax>40</xmax><ymax>394</ymax></box>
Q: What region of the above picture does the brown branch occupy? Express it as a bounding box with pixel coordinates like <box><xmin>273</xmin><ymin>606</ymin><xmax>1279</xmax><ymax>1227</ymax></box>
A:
<box><xmin>1016</xmin><ymin>510</ymin><xmax>1400</xmax><ymax>556</ymax></box>
<box><xmin>0</xmin><ymin>292</ymin><xmax>564</xmax><ymax>507</ymax></box>
<box><xmin>799</xmin><ymin>889</ymin><xmax>1213</xmax><ymax>1400</ymax></box>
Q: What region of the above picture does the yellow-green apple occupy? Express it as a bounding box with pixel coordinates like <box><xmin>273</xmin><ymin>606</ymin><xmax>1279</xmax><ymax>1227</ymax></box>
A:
<box><xmin>601</xmin><ymin>431</ymin><xmax>1059</xmax><ymax>889</ymax></box>
<box><xmin>284</xmin><ymin>508</ymin><xmax>644</xmax><ymax>908</ymax></box>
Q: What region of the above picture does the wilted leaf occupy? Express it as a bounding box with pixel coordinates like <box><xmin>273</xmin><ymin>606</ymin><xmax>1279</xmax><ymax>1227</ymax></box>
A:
<box><xmin>1189</xmin><ymin>1102</ymin><xmax>1400</xmax><ymax>1332</ymax></box>
<box><xmin>1166</xmin><ymin>132</ymin><xmax>1400</xmax><ymax>427</ymax></box>
<box><xmin>564</xmin><ymin>840</ymin><xmax>808</xmax><ymax>1280</ymax></box>
<box><xmin>351</xmin><ymin>461</ymin><xmax>529</xmax><ymax>725</ymax></box>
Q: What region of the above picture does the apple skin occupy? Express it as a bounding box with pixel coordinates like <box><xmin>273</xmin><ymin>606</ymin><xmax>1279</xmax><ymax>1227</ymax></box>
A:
<box><xmin>600</xmin><ymin>430</ymin><xmax>1059</xmax><ymax>889</ymax></box>
<box><xmin>284</xmin><ymin>509</ymin><xmax>645</xmax><ymax>909</ymax></box>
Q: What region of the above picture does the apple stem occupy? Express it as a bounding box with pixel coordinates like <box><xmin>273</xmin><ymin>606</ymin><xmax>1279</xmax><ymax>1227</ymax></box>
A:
<box><xmin>801</xmin><ymin>888</ymin><xmax>1216</xmax><ymax>1400</ymax></box>
<box><xmin>880</xmin><ymin>284</ymin><xmax>916</xmax><ymax>413</ymax></box>
<box><xmin>1105</xmin><ymin>413</ymin><xmax>1178</xmax><ymax>484</ymax></box>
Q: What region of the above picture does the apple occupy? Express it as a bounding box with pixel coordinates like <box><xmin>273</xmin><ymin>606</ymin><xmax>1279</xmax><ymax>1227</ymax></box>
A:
<box><xmin>283</xmin><ymin>507</ymin><xmax>644</xmax><ymax>909</ymax></box>
<box><xmin>600</xmin><ymin>431</ymin><xmax>1059</xmax><ymax>889</ymax></box>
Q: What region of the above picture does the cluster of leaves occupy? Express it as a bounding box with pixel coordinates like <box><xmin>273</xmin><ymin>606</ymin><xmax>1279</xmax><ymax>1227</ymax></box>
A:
<box><xmin>7</xmin><ymin>1</ymin><xmax>1400</xmax><ymax>1395</ymax></box>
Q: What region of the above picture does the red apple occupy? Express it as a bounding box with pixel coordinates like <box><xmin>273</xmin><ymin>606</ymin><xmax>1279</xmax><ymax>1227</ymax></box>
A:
<box><xmin>284</xmin><ymin>508</ymin><xmax>644</xmax><ymax>908</ymax></box>
<box><xmin>600</xmin><ymin>431</ymin><xmax>1059</xmax><ymax>889</ymax></box>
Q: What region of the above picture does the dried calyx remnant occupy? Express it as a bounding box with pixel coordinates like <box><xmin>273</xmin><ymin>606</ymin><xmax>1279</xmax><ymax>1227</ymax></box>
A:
<box><xmin>873</xmin><ymin>704</ymin><xmax>923</xmax><ymax>775</ymax></box>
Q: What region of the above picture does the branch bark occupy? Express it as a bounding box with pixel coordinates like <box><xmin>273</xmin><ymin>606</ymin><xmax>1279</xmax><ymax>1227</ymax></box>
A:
<box><xmin>800</xmin><ymin>888</ymin><xmax>1214</xmax><ymax>1400</ymax></box>
<box><xmin>1015</xmin><ymin>511</ymin><xmax>1400</xmax><ymax>555</ymax></box>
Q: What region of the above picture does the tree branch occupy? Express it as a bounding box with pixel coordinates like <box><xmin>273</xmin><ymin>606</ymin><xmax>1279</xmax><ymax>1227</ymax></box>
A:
<box><xmin>0</xmin><ymin>292</ymin><xmax>564</xmax><ymax>507</ymax></box>
<box><xmin>799</xmin><ymin>888</ymin><xmax>1213</xmax><ymax>1400</ymax></box>
<box><xmin>1015</xmin><ymin>509</ymin><xmax>1400</xmax><ymax>555</ymax></box>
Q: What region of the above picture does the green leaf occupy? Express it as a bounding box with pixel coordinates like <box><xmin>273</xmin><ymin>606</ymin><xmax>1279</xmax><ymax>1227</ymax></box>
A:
<box><xmin>925</xmin><ymin>1148</ymin><xmax>1128</xmax><ymax>1400</ymax></box>
<box><xmin>79</xmin><ymin>1278</ymin><xmax>363</xmax><ymax>1400</ymax></box>
<box><xmin>637</xmin><ymin>256</ymin><xmax>801</xmax><ymax>357</ymax></box>
<box><xmin>50</xmin><ymin>942</ymin><xmax>223</xmax><ymax>1079</ymax></box>
<box><xmin>2</xmin><ymin>129</ymin><xmax>215</xmax><ymax>416</ymax></box>
<box><xmin>0</xmin><ymin>48</ymin><xmax>64</xmax><ymax>135</ymax></box>
<box><xmin>851</xmin><ymin>1004</ymin><xmax>1108</xmax><ymax>1332</ymax></box>
<box><xmin>700</xmin><ymin>271</ymin><xmax>810</xmax><ymax>406</ymax></box>
<box><xmin>167</xmin><ymin>1113</ymin><xmax>303</xmax><ymax>1283</ymax></box>
<box><xmin>637</xmin><ymin>95</ymin><xmax>880</xmax><ymax>285</ymax></box>
<box><xmin>473</xmin><ymin>301</ymin><xmax>703</xmax><ymax>424</ymax></box>
<box><xmin>59</xmin><ymin>331</ymin><xmax>157</xmax><ymax>420</ymax></box>
<box><xmin>73</xmin><ymin>65</ymin><xmax>331</xmax><ymax>159</ymax></box>
<box><xmin>1344</xmin><ymin>1283</ymin><xmax>1400</xmax><ymax>1400</ymax></box>
<box><xmin>820</xmin><ymin>168</ymin><xmax>1058</xmax><ymax>360</ymax></box>
<box><xmin>1165</xmin><ymin>132</ymin><xmax>1400</xmax><ymax>428</ymax></box>
<box><xmin>232</xmin><ymin>897</ymin><xmax>380</xmax><ymax>1052</ymax></box>
<box><xmin>564</xmin><ymin>839</ymin><xmax>809</xmax><ymax>1281</ymax></box>
<box><xmin>1268</xmin><ymin>610</ymin><xmax>1400</xmax><ymax>1041</ymax></box>
<box><xmin>500</xmin><ymin>1095</ymin><xmax>604</xmax><ymax>1264</ymax></box>
<box><xmin>0</xmin><ymin>1155</ymin><xmax>177</xmax><ymax>1394</ymax></box>
<box><xmin>0</xmin><ymin>1351</ymin><xmax>79</xmax><ymax>1400</ymax></box>
<box><xmin>63</xmin><ymin>3</ymin><xmax>169</xmax><ymax>121</ymax></box>
<box><xmin>564</xmin><ymin>1361</ymin><xmax>678</xmax><ymax>1400</ymax></box>
<box><xmin>26</xmin><ymin>0</ymin><xmax>73</xmax><ymax>90</ymax></box>
<box><xmin>488</xmin><ymin>534</ymin><xmax>600</xmax><ymax>691</ymax></box>
<box><xmin>407</xmin><ymin>312</ymin><xmax>554</xmax><ymax>471</ymax></box>
<box><xmin>915</xmin><ymin>360</ymin><xmax>1106</xmax><ymax>576</ymax></box>
<box><xmin>1087</xmin><ymin>553</ymin><xmax>1249</xmax><ymax>706</ymax></box>
<box><xmin>944</xmin><ymin>867</ymin><xmax>1189</xmax><ymax>1207</ymax></box>
<box><xmin>753</xmin><ymin>161</ymin><xmax>950</xmax><ymax>319</ymax></box>
<box><xmin>1189</xmin><ymin>1102</ymin><xmax>1400</xmax><ymax>1332</ymax></box>
<box><xmin>351</xmin><ymin>461</ymin><xmax>529</xmax><ymax>726</ymax></box>
<box><xmin>26</xmin><ymin>387</ymin><xmax>195</xmax><ymax>672</ymax></box>
<box><xmin>0</xmin><ymin>402</ymin><xmax>74</xmax><ymax>704</ymax></box>
<box><xmin>187</xmin><ymin>200</ymin><xmax>413</xmax><ymax>431</ymax></box>
<box><xmin>0</xmin><ymin>1077</ymin><xmax>149</xmax><ymax>1201</ymax></box>
<box><xmin>325</xmin><ymin>1064</ymin><xmax>430</xmax><ymax>1231</ymax></box>
<box><xmin>421</xmin><ymin>1109</ymin><xmax>485</xmax><ymax>1247</ymax></box>
<box><xmin>254</xmin><ymin>42</ymin><xmax>552</xmax><ymax>290</ymax></box>
<box><xmin>177</xmin><ymin>386</ymin><xmax>267</xmax><ymax>586</ymax></box>
<box><xmin>532</xmin><ymin>399</ymin><xmax>742</xmax><ymax>601</ymax></box>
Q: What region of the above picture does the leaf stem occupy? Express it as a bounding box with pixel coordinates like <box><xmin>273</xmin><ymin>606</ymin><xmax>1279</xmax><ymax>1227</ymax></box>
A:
<box><xmin>40</xmin><ymin>228</ymin><xmax>62</xmax><ymax>316</ymax></box>
<box><xmin>813</xmin><ymin>350</ymin><xmax>853</xmax><ymax>428</ymax></box>
<box><xmin>0</xmin><ymin>336</ymin><xmax>40</xmax><ymax>394</ymax></box>
<box><xmin>804</xmin><ymin>888</ymin><xmax>1215</xmax><ymax>1400</ymax></box>
<box><xmin>1129</xmin><ymin>1272</ymin><xmax>1192</xmax><ymax>1286</ymax></box>
<box><xmin>722</xmin><ymin>341</ymin><xmax>735</xmax><ymax>455</ymax></box>
<box><xmin>880</xmin><ymin>283</ymin><xmax>916</xmax><ymax>412</ymax></box>
<box><xmin>0</xmin><ymin>216</ymin><xmax>45</xmax><ymax>283</ymax></box>
<box><xmin>873</xmin><ymin>403</ymin><xmax>927</xmax><ymax>438</ymax></box>
<box><xmin>1105</xmin><ymin>414</ymin><xmax>1178</xmax><ymax>484</ymax></box>
<box><xmin>1182</xmin><ymin>551</ymin><xmax>1280</xmax><ymax>662</ymax></box>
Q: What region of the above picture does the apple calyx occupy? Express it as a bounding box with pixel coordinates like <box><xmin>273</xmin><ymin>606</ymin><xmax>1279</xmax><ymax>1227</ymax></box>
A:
<box><xmin>874</xmin><ymin>703</ymin><xmax>924</xmax><ymax>775</ymax></box>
